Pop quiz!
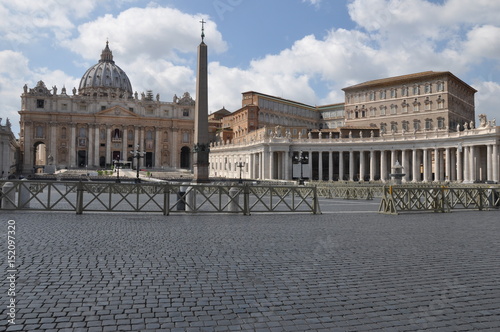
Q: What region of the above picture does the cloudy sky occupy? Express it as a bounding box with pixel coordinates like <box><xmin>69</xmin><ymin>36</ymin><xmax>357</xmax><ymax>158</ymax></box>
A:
<box><xmin>1</xmin><ymin>0</ymin><xmax>499</xmax><ymax>136</ymax></box>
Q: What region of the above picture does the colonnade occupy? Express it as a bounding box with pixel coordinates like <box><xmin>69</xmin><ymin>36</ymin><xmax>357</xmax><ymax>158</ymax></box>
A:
<box><xmin>210</xmin><ymin>140</ymin><xmax>500</xmax><ymax>183</ymax></box>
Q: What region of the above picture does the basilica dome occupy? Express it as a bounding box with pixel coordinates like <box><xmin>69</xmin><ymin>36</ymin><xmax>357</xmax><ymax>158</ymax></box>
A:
<box><xmin>78</xmin><ymin>42</ymin><xmax>133</xmax><ymax>97</ymax></box>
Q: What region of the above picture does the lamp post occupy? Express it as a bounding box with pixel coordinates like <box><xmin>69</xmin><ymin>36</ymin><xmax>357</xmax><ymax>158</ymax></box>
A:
<box><xmin>294</xmin><ymin>151</ymin><xmax>309</xmax><ymax>185</ymax></box>
<box><xmin>130</xmin><ymin>145</ymin><xmax>145</xmax><ymax>183</ymax></box>
<box><xmin>236</xmin><ymin>161</ymin><xmax>245</xmax><ymax>184</ymax></box>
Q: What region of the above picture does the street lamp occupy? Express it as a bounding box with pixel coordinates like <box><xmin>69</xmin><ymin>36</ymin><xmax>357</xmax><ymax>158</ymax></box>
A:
<box><xmin>130</xmin><ymin>145</ymin><xmax>145</xmax><ymax>183</ymax></box>
<box><xmin>113</xmin><ymin>155</ymin><xmax>121</xmax><ymax>183</ymax></box>
<box><xmin>236</xmin><ymin>161</ymin><xmax>245</xmax><ymax>184</ymax></box>
<box><xmin>294</xmin><ymin>151</ymin><xmax>309</xmax><ymax>185</ymax></box>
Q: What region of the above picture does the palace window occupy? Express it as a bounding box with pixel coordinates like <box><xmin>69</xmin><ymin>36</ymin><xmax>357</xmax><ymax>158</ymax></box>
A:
<box><xmin>380</xmin><ymin>123</ymin><xmax>387</xmax><ymax>134</ymax></box>
<box><xmin>390</xmin><ymin>89</ymin><xmax>397</xmax><ymax>98</ymax></box>
<box><xmin>36</xmin><ymin>99</ymin><xmax>45</xmax><ymax>108</ymax></box>
<box><xmin>402</xmin><ymin>86</ymin><xmax>408</xmax><ymax>97</ymax></box>
<box><xmin>402</xmin><ymin>121</ymin><xmax>409</xmax><ymax>132</ymax></box>
<box><xmin>61</xmin><ymin>127</ymin><xmax>67</xmax><ymax>139</ymax></box>
<box><xmin>391</xmin><ymin>122</ymin><xmax>398</xmax><ymax>133</ymax></box>
<box><xmin>390</xmin><ymin>104</ymin><xmax>397</xmax><ymax>114</ymax></box>
<box><xmin>437</xmin><ymin>118</ymin><xmax>445</xmax><ymax>129</ymax></box>
<box><xmin>61</xmin><ymin>103</ymin><xmax>68</xmax><ymax>111</ymax></box>
<box><xmin>183</xmin><ymin>109</ymin><xmax>190</xmax><ymax>117</ymax></box>
<box><xmin>424</xmin><ymin>97</ymin><xmax>431</xmax><ymax>111</ymax></box>
<box><xmin>379</xmin><ymin>90</ymin><xmax>386</xmax><ymax>100</ymax></box>
<box><xmin>369</xmin><ymin>91</ymin><xmax>375</xmax><ymax>101</ymax></box>
<box><xmin>182</xmin><ymin>132</ymin><xmax>190</xmax><ymax>143</ymax></box>
<box><xmin>79</xmin><ymin>127</ymin><xmax>87</xmax><ymax>138</ymax></box>
<box><xmin>425</xmin><ymin>119</ymin><xmax>433</xmax><ymax>130</ymax></box>
<box><xmin>413</xmin><ymin>85</ymin><xmax>420</xmax><ymax>95</ymax></box>
<box><xmin>437</xmin><ymin>81</ymin><xmax>444</xmax><ymax>92</ymax></box>
<box><xmin>380</xmin><ymin>106</ymin><xmax>386</xmax><ymax>116</ymax></box>
<box><xmin>413</xmin><ymin>100</ymin><xmax>420</xmax><ymax>112</ymax></box>
<box><xmin>424</xmin><ymin>84</ymin><xmax>432</xmax><ymax>94</ymax></box>
<box><xmin>413</xmin><ymin>120</ymin><xmax>421</xmax><ymax>131</ymax></box>
<box><xmin>437</xmin><ymin>96</ymin><xmax>444</xmax><ymax>109</ymax></box>
<box><xmin>402</xmin><ymin>101</ymin><xmax>408</xmax><ymax>113</ymax></box>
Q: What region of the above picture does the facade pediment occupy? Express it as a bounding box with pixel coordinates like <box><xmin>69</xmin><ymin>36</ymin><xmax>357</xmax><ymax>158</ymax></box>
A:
<box><xmin>96</xmin><ymin>106</ymin><xmax>139</xmax><ymax>117</ymax></box>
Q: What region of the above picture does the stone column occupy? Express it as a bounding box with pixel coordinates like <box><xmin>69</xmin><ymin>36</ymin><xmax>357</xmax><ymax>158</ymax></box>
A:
<box><xmin>50</xmin><ymin>123</ymin><xmax>57</xmax><ymax>166</ymax></box>
<box><xmin>359</xmin><ymin>150</ymin><xmax>365</xmax><ymax>182</ymax></box>
<box><xmin>391</xmin><ymin>150</ymin><xmax>397</xmax><ymax>171</ymax></box>
<box><xmin>122</xmin><ymin>127</ymin><xmax>128</xmax><ymax>163</ymax></box>
<box><xmin>402</xmin><ymin>149</ymin><xmax>409</xmax><ymax>182</ymax></box>
<box><xmin>170</xmin><ymin>128</ymin><xmax>178</xmax><ymax>168</ymax></box>
<box><xmin>423</xmin><ymin>149</ymin><xmax>430</xmax><ymax>182</ymax></box>
<box><xmin>369</xmin><ymin>150</ymin><xmax>376</xmax><ymax>182</ymax></box>
<box><xmin>88</xmin><ymin>125</ymin><xmax>94</xmax><ymax>167</ymax></box>
<box><xmin>434</xmin><ymin>148</ymin><xmax>440</xmax><ymax>182</ymax></box>
<box><xmin>318</xmin><ymin>152</ymin><xmax>323</xmax><ymax>181</ymax></box>
<box><xmin>349</xmin><ymin>150</ymin><xmax>354</xmax><ymax>181</ymax></box>
<box><xmin>445</xmin><ymin>147</ymin><xmax>451</xmax><ymax>182</ymax></box>
<box><xmin>470</xmin><ymin>145</ymin><xmax>476</xmax><ymax>182</ymax></box>
<box><xmin>338</xmin><ymin>151</ymin><xmax>344</xmax><ymax>181</ymax></box>
<box><xmin>412</xmin><ymin>149</ymin><xmax>419</xmax><ymax>182</ymax></box>
<box><xmin>284</xmin><ymin>151</ymin><xmax>290</xmax><ymax>180</ymax></box>
<box><xmin>329</xmin><ymin>152</ymin><xmax>333</xmax><ymax>181</ymax></box>
<box><xmin>456</xmin><ymin>147</ymin><xmax>463</xmax><ymax>182</ymax></box>
<box><xmin>450</xmin><ymin>148</ymin><xmax>456</xmax><ymax>181</ymax></box>
<box><xmin>380</xmin><ymin>150</ymin><xmax>387</xmax><ymax>182</ymax></box>
<box><xmin>339</xmin><ymin>151</ymin><xmax>344</xmax><ymax>181</ymax></box>
<box><xmin>463</xmin><ymin>146</ymin><xmax>470</xmax><ymax>182</ymax></box>
<box><xmin>155</xmin><ymin>128</ymin><xmax>161</xmax><ymax>167</ymax></box>
<box><xmin>493</xmin><ymin>143</ymin><xmax>499</xmax><ymax>183</ymax></box>
<box><xmin>23</xmin><ymin>121</ymin><xmax>33</xmax><ymax>172</ymax></box>
<box><xmin>139</xmin><ymin>127</ymin><xmax>145</xmax><ymax>168</ymax></box>
<box><xmin>94</xmin><ymin>125</ymin><xmax>100</xmax><ymax>167</ymax></box>
<box><xmin>70</xmin><ymin>124</ymin><xmax>76</xmax><ymax>168</ymax></box>
<box><xmin>105</xmin><ymin>126</ymin><xmax>112</xmax><ymax>166</ymax></box>
<box><xmin>269</xmin><ymin>150</ymin><xmax>275</xmax><ymax>180</ymax></box>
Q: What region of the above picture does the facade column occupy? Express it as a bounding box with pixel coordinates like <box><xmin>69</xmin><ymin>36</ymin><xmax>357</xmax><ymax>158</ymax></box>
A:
<box><xmin>456</xmin><ymin>147</ymin><xmax>463</xmax><ymax>182</ymax></box>
<box><xmin>493</xmin><ymin>143</ymin><xmax>499</xmax><ymax>183</ymax></box>
<box><xmin>349</xmin><ymin>150</ymin><xmax>354</xmax><ymax>181</ymax></box>
<box><xmin>318</xmin><ymin>152</ymin><xmax>323</xmax><ymax>181</ymax></box>
<box><xmin>359</xmin><ymin>150</ymin><xmax>365</xmax><ymax>182</ymax></box>
<box><xmin>328</xmin><ymin>152</ymin><xmax>333</xmax><ymax>181</ymax></box>
<box><xmin>450</xmin><ymin>148</ymin><xmax>456</xmax><ymax>181</ymax></box>
<box><xmin>486</xmin><ymin>144</ymin><xmax>493</xmax><ymax>182</ymax></box>
<box><xmin>70</xmin><ymin>124</ymin><xmax>76</xmax><ymax>168</ymax></box>
<box><xmin>434</xmin><ymin>148</ymin><xmax>440</xmax><ymax>182</ymax></box>
<box><xmin>133</xmin><ymin>126</ymin><xmax>139</xmax><ymax>169</ymax></box>
<box><xmin>88</xmin><ymin>125</ymin><xmax>94</xmax><ymax>168</ymax></box>
<box><xmin>338</xmin><ymin>151</ymin><xmax>344</xmax><ymax>181</ymax></box>
<box><xmin>463</xmin><ymin>146</ymin><xmax>470</xmax><ymax>182</ymax></box>
<box><xmin>445</xmin><ymin>147</ymin><xmax>451</xmax><ymax>182</ymax></box>
<box><xmin>122</xmin><ymin>127</ymin><xmax>128</xmax><ymax>163</ymax></box>
<box><xmin>49</xmin><ymin>122</ymin><xmax>57</xmax><ymax>166</ymax></box>
<box><xmin>106</xmin><ymin>126</ymin><xmax>112</xmax><ymax>166</ymax></box>
<box><xmin>423</xmin><ymin>149</ymin><xmax>430</xmax><ymax>182</ymax></box>
<box><xmin>402</xmin><ymin>149</ymin><xmax>409</xmax><ymax>182</ymax></box>
<box><xmin>269</xmin><ymin>150</ymin><xmax>275</xmax><ymax>180</ymax></box>
<box><xmin>155</xmin><ymin>128</ymin><xmax>161</xmax><ymax>167</ymax></box>
<box><xmin>470</xmin><ymin>145</ymin><xmax>476</xmax><ymax>182</ymax></box>
<box><xmin>94</xmin><ymin>125</ymin><xmax>100</xmax><ymax>167</ymax></box>
<box><xmin>139</xmin><ymin>127</ymin><xmax>145</xmax><ymax>168</ymax></box>
<box><xmin>380</xmin><ymin>150</ymin><xmax>387</xmax><ymax>182</ymax></box>
<box><xmin>390</xmin><ymin>150</ymin><xmax>397</xmax><ymax>170</ymax></box>
<box><xmin>412</xmin><ymin>149</ymin><xmax>419</xmax><ymax>182</ymax></box>
<box><xmin>170</xmin><ymin>128</ymin><xmax>178</xmax><ymax>168</ymax></box>
<box><xmin>284</xmin><ymin>151</ymin><xmax>290</xmax><ymax>180</ymax></box>
<box><xmin>369</xmin><ymin>150</ymin><xmax>376</xmax><ymax>182</ymax></box>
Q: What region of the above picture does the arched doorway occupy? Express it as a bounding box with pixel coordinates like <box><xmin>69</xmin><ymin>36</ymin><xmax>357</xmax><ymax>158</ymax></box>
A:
<box><xmin>33</xmin><ymin>142</ymin><xmax>47</xmax><ymax>173</ymax></box>
<box><xmin>180</xmin><ymin>146</ymin><xmax>190</xmax><ymax>169</ymax></box>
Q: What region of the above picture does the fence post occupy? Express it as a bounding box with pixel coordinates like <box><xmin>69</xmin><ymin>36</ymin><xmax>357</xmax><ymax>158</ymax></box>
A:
<box><xmin>478</xmin><ymin>188</ymin><xmax>483</xmax><ymax>211</ymax></box>
<box><xmin>163</xmin><ymin>184</ymin><xmax>169</xmax><ymax>216</ymax></box>
<box><xmin>76</xmin><ymin>181</ymin><xmax>84</xmax><ymax>214</ymax></box>
<box><xmin>243</xmin><ymin>184</ymin><xmax>250</xmax><ymax>216</ymax></box>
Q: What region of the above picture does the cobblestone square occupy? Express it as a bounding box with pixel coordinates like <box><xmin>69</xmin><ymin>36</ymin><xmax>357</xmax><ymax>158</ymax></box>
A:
<box><xmin>2</xmin><ymin>201</ymin><xmax>500</xmax><ymax>331</ymax></box>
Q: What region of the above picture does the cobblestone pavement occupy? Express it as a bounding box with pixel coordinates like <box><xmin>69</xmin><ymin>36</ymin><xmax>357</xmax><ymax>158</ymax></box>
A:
<box><xmin>1</xmin><ymin>202</ymin><xmax>500</xmax><ymax>331</ymax></box>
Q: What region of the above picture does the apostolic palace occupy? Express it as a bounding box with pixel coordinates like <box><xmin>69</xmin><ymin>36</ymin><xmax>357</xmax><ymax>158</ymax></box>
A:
<box><xmin>7</xmin><ymin>42</ymin><xmax>500</xmax><ymax>183</ymax></box>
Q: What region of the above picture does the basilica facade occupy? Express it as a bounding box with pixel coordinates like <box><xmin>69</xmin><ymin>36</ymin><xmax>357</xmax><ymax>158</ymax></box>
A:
<box><xmin>18</xmin><ymin>42</ymin><xmax>196</xmax><ymax>173</ymax></box>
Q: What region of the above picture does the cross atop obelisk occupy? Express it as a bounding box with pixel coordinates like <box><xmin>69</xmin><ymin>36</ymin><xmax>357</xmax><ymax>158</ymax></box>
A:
<box><xmin>200</xmin><ymin>19</ymin><xmax>206</xmax><ymax>42</ymax></box>
<box><xmin>193</xmin><ymin>19</ymin><xmax>210</xmax><ymax>182</ymax></box>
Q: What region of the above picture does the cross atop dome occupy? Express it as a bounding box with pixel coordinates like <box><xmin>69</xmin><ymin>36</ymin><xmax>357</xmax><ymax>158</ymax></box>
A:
<box><xmin>100</xmin><ymin>41</ymin><xmax>114</xmax><ymax>63</ymax></box>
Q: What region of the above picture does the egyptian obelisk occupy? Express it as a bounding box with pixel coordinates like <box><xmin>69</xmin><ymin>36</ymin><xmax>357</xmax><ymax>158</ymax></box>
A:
<box><xmin>193</xmin><ymin>20</ymin><xmax>210</xmax><ymax>182</ymax></box>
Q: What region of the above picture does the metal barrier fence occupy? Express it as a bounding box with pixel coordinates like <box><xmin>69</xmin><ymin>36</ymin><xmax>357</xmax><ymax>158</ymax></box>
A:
<box><xmin>312</xmin><ymin>182</ymin><xmax>384</xmax><ymax>200</ymax></box>
<box><xmin>0</xmin><ymin>180</ymin><xmax>320</xmax><ymax>215</ymax></box>
<box><xmin>378</xmin><ymin>185</ymin><xmax>500</xmax><ymax>214</ymax></box>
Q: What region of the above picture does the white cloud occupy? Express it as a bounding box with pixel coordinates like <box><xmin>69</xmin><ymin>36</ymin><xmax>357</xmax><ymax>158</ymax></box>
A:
<box><xmin>0</xmin><ymin>50</ymin><xmax>79</xmax><ymax>136</ymax></box>
<box><xmin>472</xmin><ymin>80</ymin><xmax>500</xmax><ymax>123</ymax></box>
<box><xmin>62</xmin><ymin>6</ymin><xmax>227</xmax><ymax>64</ymax></box>
<box><xmin>302</xmin><ymin>0</ymin><xmax>322</xmax><ymax>7</ymax></box>
<box><xmin>0</xmin><ymin>0</ymin><xmax>102</xmax><ymax>46</ymax></box>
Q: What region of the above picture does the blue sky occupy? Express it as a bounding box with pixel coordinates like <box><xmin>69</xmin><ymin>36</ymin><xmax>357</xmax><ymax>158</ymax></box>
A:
<box><xmin>1</xmin><ymin>0</ymin><xmax>499</xmax><ymax>136</ymax></box>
